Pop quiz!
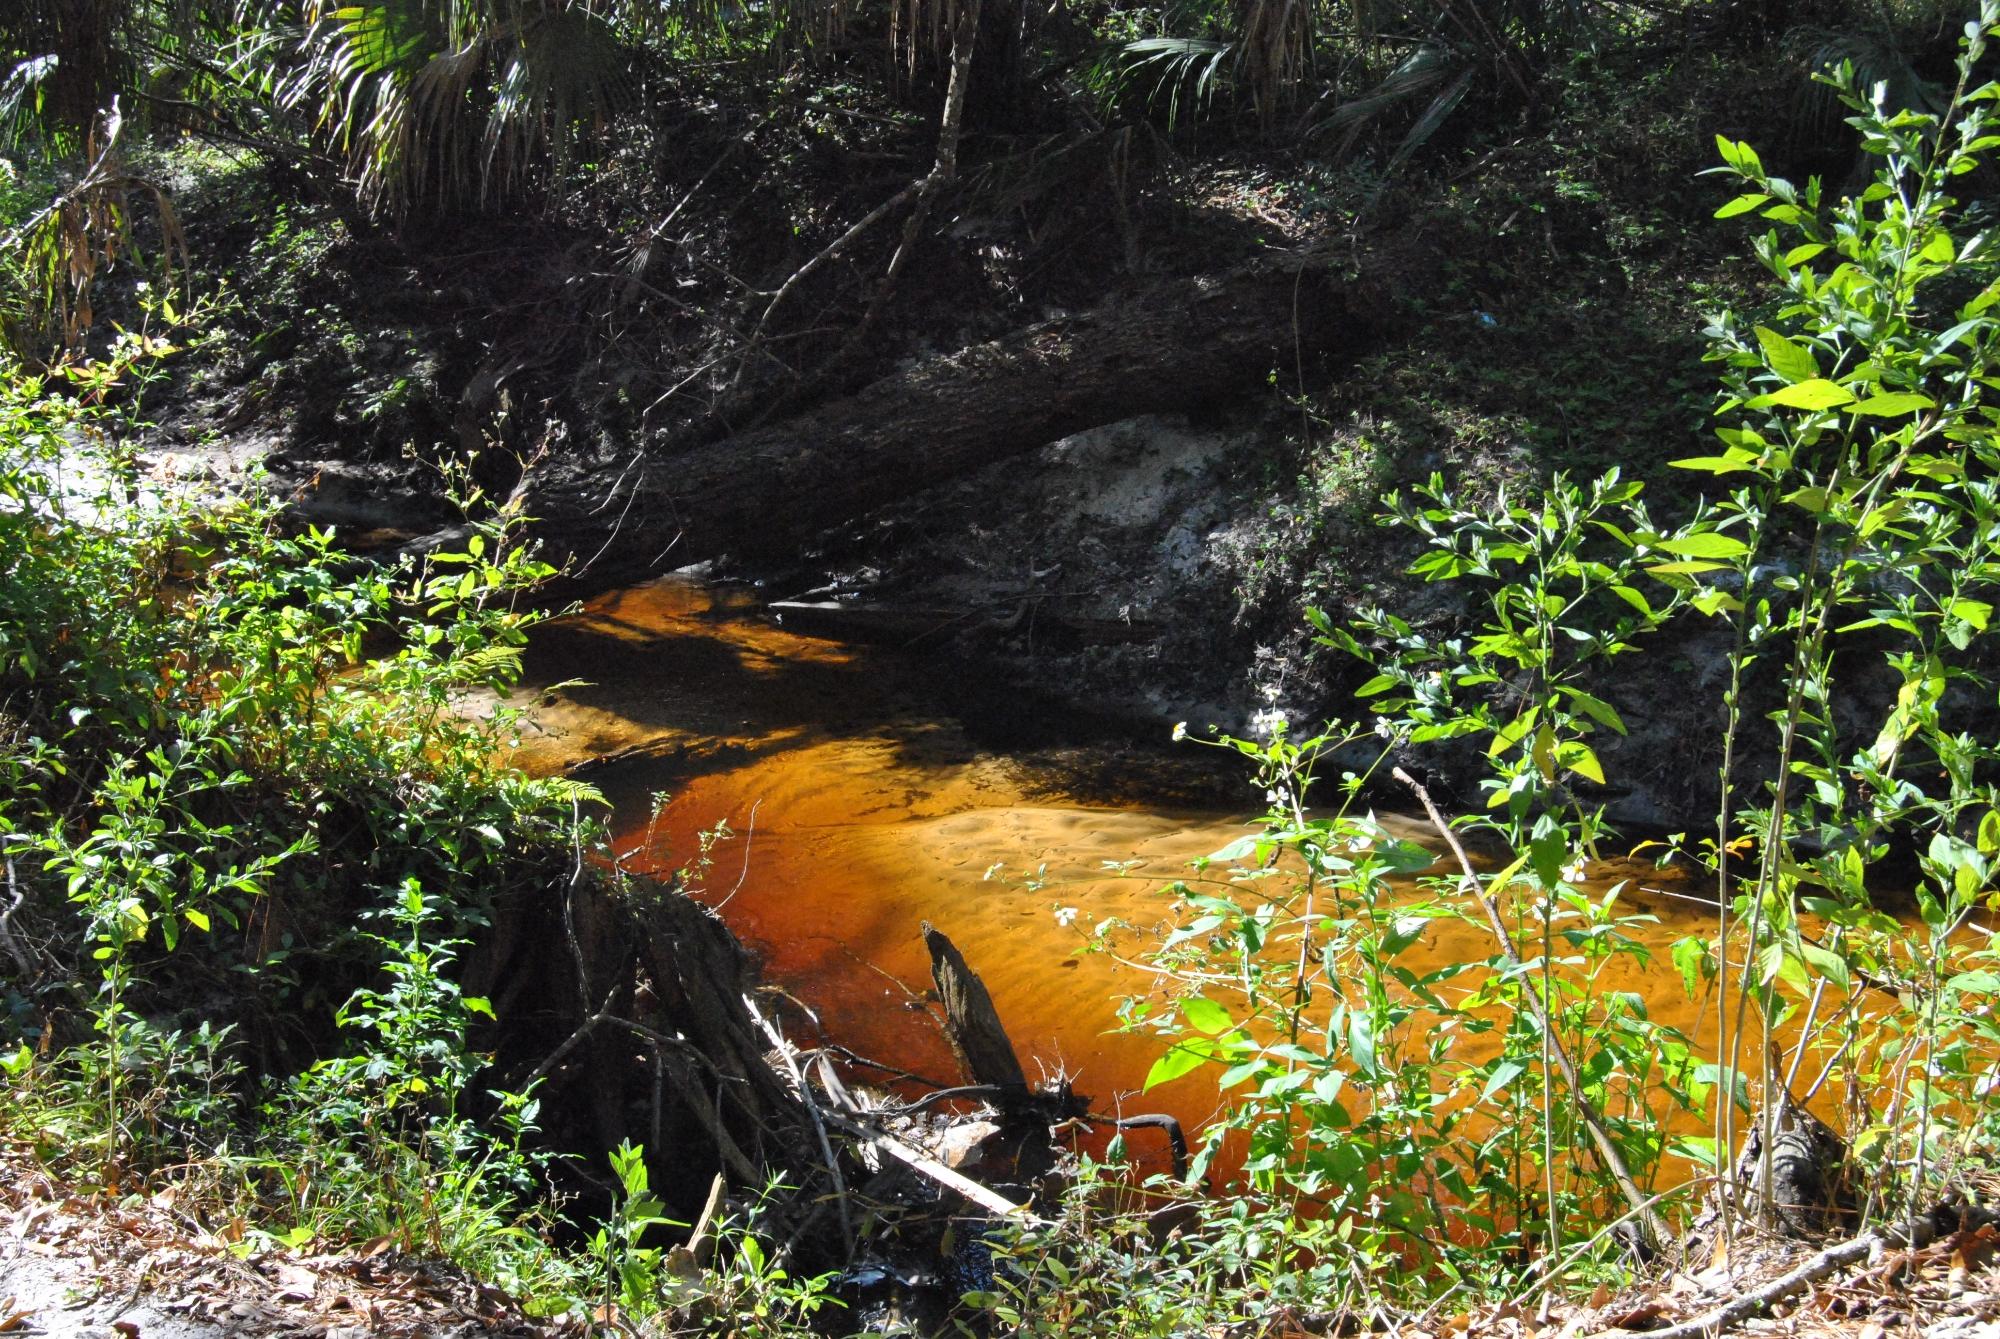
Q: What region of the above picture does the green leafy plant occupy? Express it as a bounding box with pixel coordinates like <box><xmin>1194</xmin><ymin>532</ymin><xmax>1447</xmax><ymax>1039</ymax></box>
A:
<box><xmin>1664</xmin><ymin>7</ymin><xmax>2000</xmax><ymax>1233</ymax></box>
<box><xmin>592</xmin><ymin>1139</ymin><xmax>681</xmax><ymax>1323</ymax></box>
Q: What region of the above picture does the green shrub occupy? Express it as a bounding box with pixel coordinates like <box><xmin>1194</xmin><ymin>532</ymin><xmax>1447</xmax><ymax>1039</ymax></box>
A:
<box><xmin>973</xmin><ymin>5</ymin><xmax>2000</xmax><ymax>1327</ymax></box>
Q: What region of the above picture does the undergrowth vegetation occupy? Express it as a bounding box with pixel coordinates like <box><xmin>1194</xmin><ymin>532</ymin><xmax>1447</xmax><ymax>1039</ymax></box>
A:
<box><xmin>0</xmin><ymin>327</ymin><xmax>847</xmax><ymax>1328</ymax></box>
<box><xmin>968</xmin><ymin>17</ymin><xmax>2000</xmax><ymax>1333</ymax></box>
<box><xmin>1</xmin><ymin>0</ymin><xmax>1998</xmax><ymax>1332</ymax></box>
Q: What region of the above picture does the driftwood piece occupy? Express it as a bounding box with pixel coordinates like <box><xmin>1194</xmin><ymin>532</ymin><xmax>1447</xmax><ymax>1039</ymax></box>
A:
<box><xmin>923</xmin><ymin>921</ymin><xmax>1029</xmax><ymax>1097</ymax></box>
<box><xmin>822</xmin><ymin>1110</ymin><xmax>1042</xmax><ymax>1222</ymax></box>
<box><xmin>479</xmin><ymin>873</ymin><xmax>819</xmax><ymax>1177</ymax></box>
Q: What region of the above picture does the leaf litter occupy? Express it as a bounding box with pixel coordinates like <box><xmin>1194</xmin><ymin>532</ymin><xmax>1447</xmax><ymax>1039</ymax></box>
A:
<box><xmin>0</xmin><ymin>1142</ymin><xmax>561</xmax><ymax>1339</ymax></box>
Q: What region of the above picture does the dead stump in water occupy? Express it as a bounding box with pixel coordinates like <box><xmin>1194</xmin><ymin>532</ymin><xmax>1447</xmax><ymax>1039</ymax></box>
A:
<box><xmin>1733</xmin><ymin>1095</ymin><xmax>1855</xmax><ymax>1238</ymax></box>
<box><xmin>923</xmin><ymin>921</ymin><xmax>1030</xmax><ymax>1100</ymax></box>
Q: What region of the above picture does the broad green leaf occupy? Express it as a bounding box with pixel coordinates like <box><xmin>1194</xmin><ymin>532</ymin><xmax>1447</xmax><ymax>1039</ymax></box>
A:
<box><xmin>1849</xmin><ymin>392</ymin><xmax>1935</xmax><ymax>417</ymax></box>
<box><xmin>1480</xmin><ymin>1058</ymin><xmax>1528</xmax><ymax>1102</ymax></box>
<box><xmin>1671</xmin><ymin>936</ymin><xmax>1710</xmax><ymax>996</ymax></box>
<box><xmin>1532</xmin><ymin>722</ymin><xmax>1558</xmax><ymax>782</ymax></box>
<box><xmin>1670</xmin><ymin>1136</ymin><xmax>1722</xmax><ymax>1168</ymax></box>
<box><xmin>1144</xmin><ymin>1044</ymin><xmax>1208</xmax><ymax>1091</ymax></box>
<box><xmin>1800</xmin><ymin>942</ymin><xmax>1851</xmax><ymax>991</ymax></box>
<box><xmin>1564</xmin><ymin>688</ymin><xmax>1627</xmax><ymax>735</ymax></box>
<box><xmin>1558</xmin><ymin>741</ymin><xmax>1605</xmax><ymax>784</ymax></box>
<box><xmin>1784</xmin><ymin>485</ymin><xmax>1830</xmax><ymax>513</ymax></box>
<box><xmin>1375</xmin><ymin>839</ymin><xmax>1436</xmax><ymax>875</ymax></box>
<box><xmin>1654</xmin><ymin>532</ymin><xmax>1751</xmax><ymax>559</ymax></box>
<box><xmin>1691</xmin><ymin>588</ymin><xmax>1744</xmax><ymax>616</ymax></box>
<box><xmin>1948</xmin><ymin>598</ymin><xmax>1993</xmax><ymax>631</ymax></box>
<box><xmin>1715</xmin><ymin>193</ymin><xmax>1769</xmax><ymax>218</ymax></box>
<box><xmin>1609</xmin><ymin>585</ymin><xmax>1653</xmax><ymax>617</ymax></box>
<box><xmin>1748</xmin><ymin>378</ymin><xmax>1855</xmax><ymax>410</ymax></box>
<box><xmin>1347</xmin><ymin>1012</ymin><xmax>1378</xmax><ymax>1077</ymax></box>
<box><xmin>1906</xmin><ymin>453</ymin><xmax>1966</xmax><ymax>481</ymax></box>
<box><xmin>1670</xmin><ymin>453</ymin><xmax>1762</xmax><ymax>475</ymax></box>
<box><xmin>1647</xmin><ymin>560</ymin><xmax>1732</xmax><ymax>577</ymax></box>
<box><xmin>1180</xmin><ymin>995</ymin><xmax>1233</xmax><ymax>1036</ymax></box>
<box><xmin>1755</xmin><ymin>326</ymin><xmax>1817</xmax><ymax>382</ymax></box>
<box><xmin>1209</xmin><ymin>834</ymin><xmax>1265</xmax><ymax>863</ymax></box>
<box><xmin>1489</xmin><ymin>707</ymin><xmax>1539</xmax><ymax>758</ymax></box>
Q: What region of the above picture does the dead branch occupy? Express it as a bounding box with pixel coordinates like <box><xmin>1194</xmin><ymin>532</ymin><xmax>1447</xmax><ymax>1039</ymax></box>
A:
<box><xmin>736</xmin><ymin>179</ymin><xmax>923</xmax><ymax>379</ymax></box>
<box><xmin>1639</xmin><ymin>1209</ymin><xmax>1985</xmax><ymax>1339</ymax></box>
<box><xmin>0</xmin><ymin>859</ymin><xmax>39</xmax><ymax>986</ymax></box>
<box><xmin>821</xmin><ymin>1110</ymin><xmax>1043</xmax><ymax>1222</ymax></box>
<box><xmin>833</xmin><ymin>0</ymin><xmax>983</xmax><ymax>363</ymax></box>
<box><xmin>743</xmin><ymin>991</ymin><xmax>855</xmax><ymax>1249</ymax></box>
<box><xmin>923</xmin><ymin>922</ymin><xmax>1029</xmax><ymax>1097</ymax></box>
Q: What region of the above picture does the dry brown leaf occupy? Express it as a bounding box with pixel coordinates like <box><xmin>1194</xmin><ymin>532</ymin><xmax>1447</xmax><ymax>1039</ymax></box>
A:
<box><xmin>1603</xmin><ymin>1301</ymin><xmax>1669</xmax><ymax>1331</ymax></box>
<box><xmin>0</xmin><ymin>1302</ymin><xmax>34</xmax><ymax>1334</ymax></box>
<box><xmin>274</xmin><ymin>1264</ymin><xmax>316</xmax><ymax>1295</ymax></box>
<box><xmin>1586</xmin><ymin>1284</ymin><xmax>1612</xmax><ymax>1311</ymax></box>
<box><xmin>1950</xmin><ymin>1225</ymin><xmax>2000</xmax><ymax>1283</ymax></box>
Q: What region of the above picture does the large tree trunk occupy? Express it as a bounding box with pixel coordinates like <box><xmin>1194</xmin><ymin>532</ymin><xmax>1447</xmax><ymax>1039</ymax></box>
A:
<box><xmin>501</xmin><ymin>257</ymin><xmax>1390</xmax><ymax>590</ymax></box>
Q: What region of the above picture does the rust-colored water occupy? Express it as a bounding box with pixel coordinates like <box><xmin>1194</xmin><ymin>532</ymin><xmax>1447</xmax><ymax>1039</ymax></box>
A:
<box><xmin>487</xmin><ymin>577</ymin><xmax>1874</xmax><ymax>1182</ymax></box>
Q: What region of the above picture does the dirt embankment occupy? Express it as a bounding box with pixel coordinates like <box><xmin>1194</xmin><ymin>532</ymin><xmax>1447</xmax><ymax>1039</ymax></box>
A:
<box><xmin>124</xmin><ymin>28</ymin><xmax>1883</xmax><ymax>833</ymax></box>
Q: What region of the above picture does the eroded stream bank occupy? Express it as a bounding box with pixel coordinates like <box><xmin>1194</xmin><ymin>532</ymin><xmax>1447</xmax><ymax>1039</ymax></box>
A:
<box><xmin>488</xmin><ymin>576</ymin><xmax>1742</xmax><ymax>1167</ymax></box>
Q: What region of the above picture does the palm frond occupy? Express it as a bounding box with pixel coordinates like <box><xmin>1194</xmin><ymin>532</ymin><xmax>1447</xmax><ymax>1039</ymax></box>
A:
<box><xmin>0</xmin><ymin>55</ymin><xmax>62</xmax><ymax>153</ymax></box>
<box><xmin>481</xmin><ymin>8</ymin><xmax>631</xmax><ymax>204</ymax></box>
<box><xmin>1104</xmin><ymin>36</ymin><xmax>1235</xmax><ymax>129</ymax></box>
<box><xmin>1783</xmin><ymin>25</ymin><xmax>1946</xmax><ymax>151</ymax></box>
<box><xmin>270</xmin><ymin>0</ymin><xmax>636</xmax><ymax>216</ymax></box>
<box><xmin>1310</xmin><ymin>42</ymin><xmax>1453</xmax><ymax>152</ymax></box>
<box><xmin>0</xmin><ymin>102</ymin><xmax>186</xmax><ymax>362</ymax></box>
<box><xmin>1237</xmin><ymin>0</ymin><xmax>1313</xmax><ymax>124</ymax></box>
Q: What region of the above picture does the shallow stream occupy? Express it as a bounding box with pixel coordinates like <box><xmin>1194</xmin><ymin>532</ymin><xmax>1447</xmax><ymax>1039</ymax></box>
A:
<box><xmin>493</xmin><ymin>577</ymin><xmax>1746</xmax><ymax>1169</ymax></box>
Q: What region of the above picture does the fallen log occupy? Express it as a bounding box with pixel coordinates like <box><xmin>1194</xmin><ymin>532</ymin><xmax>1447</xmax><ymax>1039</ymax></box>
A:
<box><xmin>494</xmin><ymin>257</ymin><xmax>1387</xmax><ymax>587</ymax></box>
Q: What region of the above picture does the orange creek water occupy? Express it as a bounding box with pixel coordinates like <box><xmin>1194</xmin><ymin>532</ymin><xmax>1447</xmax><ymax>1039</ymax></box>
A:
<box><xmin>489</xmin><ymin>577</ymin><xmax>1760</xmax><ymax>1164</ymax></box>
